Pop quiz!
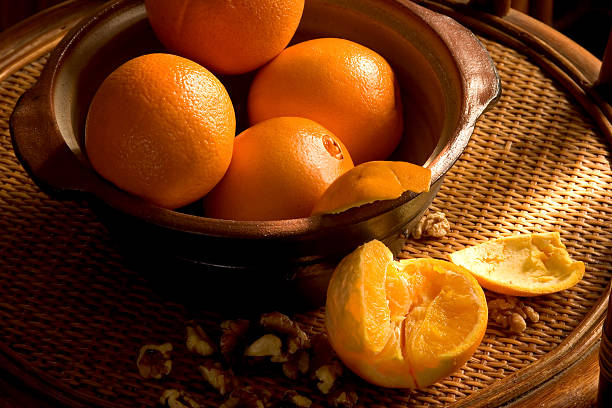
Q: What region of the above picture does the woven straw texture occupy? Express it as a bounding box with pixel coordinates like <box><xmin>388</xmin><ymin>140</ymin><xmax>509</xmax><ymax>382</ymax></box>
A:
<box><xmin>1</xmin><ymin>34</ymin><xmax>611</xmax><ymax>407</ymax></box>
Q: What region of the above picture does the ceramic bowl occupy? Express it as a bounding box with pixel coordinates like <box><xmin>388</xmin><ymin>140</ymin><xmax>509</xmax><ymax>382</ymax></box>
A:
<box><xmin>10</xmin><ymin>0</ymin><xmax>499</xmax><ymax>310</ymax></box>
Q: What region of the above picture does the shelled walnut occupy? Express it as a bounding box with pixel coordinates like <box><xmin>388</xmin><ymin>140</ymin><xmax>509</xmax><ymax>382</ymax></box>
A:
<box><xmin>159</xmin><ymin>389</ymin><xmax>201</xmax><ymax>408</ymax></box>
<box><xmin>280</xmin><ymin>390</ymin><xmax>313</xmax><ymax>407</ymax></box>
<box><xmin>309</xmin><ymin>334</ymin><xmax>344</xmax><ymax>394</ymax></box>
<box><xmin>244</xmin><ymin>334</ymin><xmax>283</xmax><ymax>358</ymax></box>
<box><xmin>282</xmin><ymin>349</ymin><xmax>310</xmax><ymax>380</ymax></box>
<box><xmin>411</xmin><ymin>211</ymin><xmax>451</xmax><ymax>239</ymax></box>
<box><xmin>488</xmin><ymin>296</ymin><xmax>539</xmax><ymax>333</ymax></box>
<box><xmin>136</xmin><ymin>343</ymin><xmax>172</xmax><ymax>379</ymax></box>
<box><xmin>260</xmin><ymin>312</ymin><xmax>310</xmax><ymax>353</ymax></box>
<box><xmin>219</xmin><ymin>386</ymin><xmax>273</xmax><ymax>408</ymax></box>
<box><xmin>220</xmin><ymin>319</ymin><xmax>251</xmax><ymax>363</ymax></box>
<box><xmin>198</xmin><ymin>360</ymin><xmax>237</xmax><ymax>396</ymax></box>
<box><xmin>186</xmin><ymin>325</ymin><xmax>215</xmax><ymax>356</ymax></box>
<box><xmin>327</xmin><ymin>389</ymin><xmax>358</xmax><ymax>408</ymax></box>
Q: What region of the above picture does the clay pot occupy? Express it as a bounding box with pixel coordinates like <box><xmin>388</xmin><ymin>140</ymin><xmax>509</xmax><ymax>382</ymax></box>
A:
<box><xmin>10</xmin><ymin>0</ymin><xmax>499</xmax><ymax>310</ymax></box>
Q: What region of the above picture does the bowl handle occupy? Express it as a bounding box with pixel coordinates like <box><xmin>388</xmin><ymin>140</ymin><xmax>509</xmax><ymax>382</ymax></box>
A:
<box><xmin>410</xmin><ymin>1</ymin><xmax>501</xmax><ymax>121</ymax></box>
<box><xmin>9</xmin><ymin>82</ymin><xmax>96</xmax><ymax>197</ymax></box>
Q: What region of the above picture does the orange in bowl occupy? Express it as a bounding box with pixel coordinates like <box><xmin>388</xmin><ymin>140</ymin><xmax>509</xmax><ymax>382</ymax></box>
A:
<box><xmin>312</xmin><ymin>161</ymin><xmax>431</xmax><ymax>215</ymax></box>
<box><xmin>204</xmin><ymin>117</ymin><xmax>354</xmax><ymax>221</ymax></box>
<box><xmin>248</xmin><ymin>37</ymin><xmax>404</xmax><ymax>164</ymax></box>
<box><xmin>85</xmin><ymin>53</ymin><xmax>235</xmax><ymax>209</ymax></box>
<box><xmin>325</xmin><ymin>240</ymin><xmax>488</xmax><ymax>389</ymax></box>
<box><xmin>145</xmin><ymin>0</ymin><xmax>305</xmax><ymax>75</ymax></box>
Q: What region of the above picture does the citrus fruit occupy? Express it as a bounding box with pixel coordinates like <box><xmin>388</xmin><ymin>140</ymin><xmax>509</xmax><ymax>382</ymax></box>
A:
<box><xmin>325</xmin><ymin>240</ymin><xmax>488</xmax><ymax>389</ymax></box>
<box><xmin>248</xmin><ymin>37</ymin><xmax>404</xmax><ymax>164</ymax></box>
<box><xmin>312</xmin><ymin>161</ymin><xmax>431</xmax><ymax>215</ymax></box>
<box><xmin>449</xmin><ymin>232</ymin><xmax>585</xmax><ymax>296</ymax></box>
<box><xmin>85</xmin><ymin>53</ymin><xmax>235</xmax><ymax>209</ymax></box>
<box><xmin>204</xmin><ymin>117</ymin><xmax>354</xmax><ymax>221</ymax></box>
<box><xmin>144</xmin><ymin>0</ymin><xmax>305</xmax><ymax>75</ymax></box>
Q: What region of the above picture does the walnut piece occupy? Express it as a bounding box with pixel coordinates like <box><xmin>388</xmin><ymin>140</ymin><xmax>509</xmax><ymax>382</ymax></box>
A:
<box><xmin>411</xmin><ymin>211</ymin><xmax>451</xmax><ymax>239</ymax></box>
<box><xmin>219</xmin><ymin>387</ymin><xmax>272</xmax><ymax>408</ymax></box>
<box><xmin>488</xmin><ymin>296</ymin><xmax>539</xmax><ymax>333</ymax></box>
<box><xmin>198</xmin><ymin>361</ymin><xmax>236</xmax><ymax>396</ymax></box>
<box><xmin>159</xmin><ymin>389</ymin><xmax>200</xmax><ymax>408</ymax></box>
<box><xmin>314</xmin><ymin>360</ymin><xmax>344</xmax><ymax>394</ymax></box>
<box><xmin>244</xmin><ymin>334</ymin><xmax>283</xmax><ymax>358</ymax></box>
<box><xmin>328</xmin><ymin>389</ymin><xmax>359</xmax><ymax>408</ymax></box>
<box><xmin>186</xmin><ymin>325</ymin><xmax>215</xmax><ymax>356</ymax></box>
<box><xmin>260</xmin><ymin>312</ymin><xmax>310</xmax><ymax>353</ymax></box>
<box><xmin>220</xmin><ymin>319</ymin><xmax>251</xmax><ymax>363</ymax></box>
<box><xmin>136</xmin><ymin>343</ymin><xmax>172</xmax><ymax>379</ymax></box>
<box><xmin>281</xmin><ymin>390</ymin><xmax>313</xmax><ymax>407</ymax></box>
<box><xmin>282</xmin><ymin>349</ymin><xmax>310</xmax><ymax>380</ymax></box>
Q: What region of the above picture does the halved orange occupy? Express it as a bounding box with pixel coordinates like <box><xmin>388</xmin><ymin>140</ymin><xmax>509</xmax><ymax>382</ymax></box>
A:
<box><xmin>325</xmin><ymin>240</ymin><xmax>487</xmax><ymax>389</ymax></box>
<box><xmin>311</xmin><ymin>161</ymin><xmax>431</xmax><ymax>215</ymax></box>
<box><xmin>449</xmin><ymin>232</ymin><xmax>585</xmax><ymax>296</ymax></box>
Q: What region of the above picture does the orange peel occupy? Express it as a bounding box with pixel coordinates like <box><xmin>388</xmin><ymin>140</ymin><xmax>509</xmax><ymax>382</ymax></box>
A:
<box><xmin>325</xmin><ymin>240</ymin><xmax>487</xmax><ymax>389</ymax></box>
<box><xmin>311</xmin><ymin>161</ymin><xmax>431</xmax><ymax>215</ymax></box>
<box><xmin>449</xmin><ymin>232</ymin><xmax>585</xmax><ymax>296</ymax></box>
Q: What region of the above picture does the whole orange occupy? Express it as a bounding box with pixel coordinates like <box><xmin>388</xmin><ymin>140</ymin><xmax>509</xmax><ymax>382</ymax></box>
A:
<box><xmin>248</xmin><ymin>37</ymin><xmax>404</xmax><ymax>164</ymax></box>
<box><xmin>204</xmin><ymin>117</ymin><xmax>354</xmax><ymax>221</ymax></box>
<box><xmin>144</xmin><ymin>0</ymin><xmax>305</xmax><ymax>75</ymax></box>
<box><xmin>85</xmin><ymin>53</ymin><xmax>236</xmax><ymax>209</ymax></box>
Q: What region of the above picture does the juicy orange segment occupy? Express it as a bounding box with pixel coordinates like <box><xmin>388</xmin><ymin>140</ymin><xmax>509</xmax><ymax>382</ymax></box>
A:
<box><xmin>311</xmin><ymin>161</ymin><xmax>431</xmax><ymax>215</ymax></box>
<box><xmin>449</xmin><ymin>232</ymin><xmax>585</xmax><ymax>296</ymax></box>
<box><xmin>325</xmin><ymin>240</ymin><xmax>487</xmax><ymax>389</ymax></box>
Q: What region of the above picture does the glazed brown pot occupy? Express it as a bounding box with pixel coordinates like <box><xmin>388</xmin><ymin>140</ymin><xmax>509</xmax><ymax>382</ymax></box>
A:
<box><xmin>10</xmin><ymin>0</ymin><xmax>500</xmax><ymax>310</ymax></box>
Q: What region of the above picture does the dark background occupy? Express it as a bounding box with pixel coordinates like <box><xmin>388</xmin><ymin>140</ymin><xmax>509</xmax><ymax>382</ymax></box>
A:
<box><xmin>0</xmin><ymin>0</ymin><xmax>611</xmax><ymax>59</ymax></box>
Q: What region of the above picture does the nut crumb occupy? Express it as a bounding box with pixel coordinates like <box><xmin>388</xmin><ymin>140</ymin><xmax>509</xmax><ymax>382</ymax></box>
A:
<box><xmin>281</xmin><ymin>390</ymin><xmax>312</xmax><ymax>407</ymax></box>
<box><xmin>260</xmin><ymin>312</ymin><xmax>310</xmax><ymax>352</ymax></box>
<box><xmin>314</xmin><ymin>361</ymin><xmax>344</xmax><ymax>394</ymax></box>
<box><xmin>186</xmin><ymin>325</ymin><xmax>215</xmax><ymax>356</ymax></box>
<box><xmin>198</xmin><ymin>361</ymin><xmax>236</xmax><ymax>396</ymax></box>
<box><xmin>159</xmin><ymin>389</ymin><xmax>200</xmax><ymax>408</ymax></box>
<box><xmin>244</xmin><ymin>334</ymin><xmax>283</xmax><ymax>358</ymax></box>
<box><xmin>220</xmin><ymin>319</ymin><xmax>250</xmax><ymax>363</ymax></box>
<box><xmin>488</xmin><ymin>296</ymin><xmax>540</xmax><ymax>333</ymax></box>
<box><xmin>219</xmin><ymin>386</ymin><xmax>272</xmax><ymax>408</ymax></box>
<box><xmin>328</xmin><ymin>389</ymin><xmax>358</xmax><ymax>408</ymax></box>
<box><xmin>136</xmin><ymin>343</ymin><xmax>172</xmax><ymax>379</ymax></box>
<box><xmin>411</xmin><ymin>211</ymin><xmax>451</xmax><ymax>239</ymax></box>
<box><xmin>282</xmin><ymin>349</ymin><xmax>310</xmax><ymax>380</ymax></box>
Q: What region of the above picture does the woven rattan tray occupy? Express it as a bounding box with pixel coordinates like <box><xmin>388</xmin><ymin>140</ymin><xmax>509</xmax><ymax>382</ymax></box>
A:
<box><xmin>1</xmin><ymin>1</ymin><xmax>611</xmax><ymax>407</ymax></box>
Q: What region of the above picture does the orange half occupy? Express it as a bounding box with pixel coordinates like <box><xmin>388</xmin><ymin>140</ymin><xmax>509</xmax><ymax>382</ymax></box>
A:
<box><xmin>325</xmin><ymin>240</ymin><xmax>487</xmax><ymax>389</ymax></box>
<box><xmin>311</xmin><ymin>161</ymin><xmax>431</xmax><ymax>215</ymax></box>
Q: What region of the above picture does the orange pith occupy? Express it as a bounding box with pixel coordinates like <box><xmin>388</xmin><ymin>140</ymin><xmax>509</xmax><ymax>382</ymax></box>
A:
<box><xmin>311</xmin><ymin>161</ymin><xmax>431</xmax><ymax>215</ymax></box>
<box><xmin>325</xmin><ymin>240</ymin><xmax>488</xmax><ymax>389</ymax></box>
<box><xmin>204</xmin><ymin>117</ymin><xmax>354</xmax><ymax>221</ymax></box>
<box><xmin>85</xmin><ymin>53</ymin><xmax>235</xmax><ymax>209</ymax></box>
<box><xmin>145</xmin><ymin>0</ymin><xmax>305</xmax><ymax>75</ymax></box>
<box><xmin>248</xmin><ymin>37</ymin><xmax>404</xmax><ymax>164</ymax></box>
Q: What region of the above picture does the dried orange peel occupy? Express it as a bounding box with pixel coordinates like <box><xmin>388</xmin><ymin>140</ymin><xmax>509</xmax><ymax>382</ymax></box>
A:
<box><xmin>311</xmin><ymin>161</ymin><xmax>431</xmax><ymax>215</ymax></box>
<box><xmin>449</xmin><ymin>232</ymin><xmax>585</xmax><ymax>296</ymax></box>
<box><xmin>325</xmin><ymin>240</ymin><xmax>487</xmax><ymax>389</ymax></box>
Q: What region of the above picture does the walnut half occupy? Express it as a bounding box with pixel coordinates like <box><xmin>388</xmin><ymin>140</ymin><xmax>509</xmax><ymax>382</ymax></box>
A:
<box><xmin>136</xmin><ymin>343</ymin><xmax>172</xmax><ymax>379</ymax></box>
<box><xmin>186</xmin><ymin>325</ymin><xmax>215</xmax><ymax>357</ymax></box>
<box><xmin>411</xmin><ymin>211</ymin><xmax>451</xmax><ymax>239</ymax></box>
<box><xmin>488</xmin><ymin>296</ymin><xmax>540</xmax><ymax>333</ymax></box>
<box><xmin>159</xmin><ymin>389</ymin><xmax>201</xmax><ymax>408</ymax></box>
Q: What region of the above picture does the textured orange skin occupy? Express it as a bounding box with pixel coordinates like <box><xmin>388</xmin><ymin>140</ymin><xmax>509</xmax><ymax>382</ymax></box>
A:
<box><xmin>145</xmin><ymin>0</ymin><xmax>304</xmax><ymax>75</ymax></box>
<box><xmin>204</xmin><ymin>117</ymin><xmax>354</xmax><ymax>221</ymax></box>
<box><xmin>312</xmin><ymin>161</ymin><xmax>431</xmax><ymax>215</ymax></box>
<box><xmin>85</xmin><ymin>53</ymin><xmax>235</xmax><ymax>209</ymax></box>
<box><xmin>248</xmin><ymin>38</ymin><xmax>404</xmax><ymax>164</ymax></box>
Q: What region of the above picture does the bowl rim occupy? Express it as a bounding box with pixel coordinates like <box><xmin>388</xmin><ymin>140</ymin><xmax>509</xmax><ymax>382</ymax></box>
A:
<box><xmin>11</xmin><ymin>0</ymin><xmax>500</xmax><ymax>239</ymax></box>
